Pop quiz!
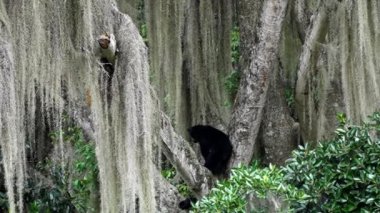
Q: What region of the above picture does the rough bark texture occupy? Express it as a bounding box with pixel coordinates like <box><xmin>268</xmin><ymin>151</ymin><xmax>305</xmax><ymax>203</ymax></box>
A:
<box><xmin>246</xmin><ymin>192</ymin><xmax>288</xmax><ymax>212</ymax></box>
<box><xmin>158</xmin><ymin>111</ymin><xmax>213</xmax><ymax>196</ymax></box>
<box><xmin>0</xmin><ymin>1</ymin><xmax>162</xmax><ymax>211</ymax></box>
<box><xmin>237</xmin><ymin>0</ymin><xmax>299</xmax><ymax>166</ymax></box>
<box><xmin>228</xmin><ymin>0</ymin><xmax>289</xmax><ymax>167</ymax></box>
<box><xmin>288</xmin><ymin>1</ymin><xmax>380</xmax><ymax>143</ymax></box>
<box><xmin>153</xmin><ymin>169</ymin><xmax>184</xmax><ymax>213</ymax></box>
<box><xmin>116</xmin><ymin>0</ymin><xmax>142</xmax><ymax>24</ymax></box>
<box><xmin>258</xmin><ymin>62</ymin><xmax>299</xmax><ymax>165</ymax></box>
<box><xmin>3</xmin><ymin>0</ymin><xmax>380</xmax><ymax>211</ymax></box>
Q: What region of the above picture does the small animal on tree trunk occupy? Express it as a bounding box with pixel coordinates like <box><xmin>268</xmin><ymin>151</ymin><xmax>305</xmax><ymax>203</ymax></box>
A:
<box><xmin>188</xmin><ymin>125</ymin><xmax>233</xmax><ymax>175</ymax></box>
<box><xmin>97</xmin><ymin>32</ymin><xmax>117</xmax><ymax>75</ymax></box>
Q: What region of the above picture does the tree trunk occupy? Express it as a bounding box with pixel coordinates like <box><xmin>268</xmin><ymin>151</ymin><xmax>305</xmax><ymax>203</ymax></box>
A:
<box><xmin>158</xmin><ymin>111</ymin><xmax>213</xmax><ymax>196</ymax></box>
<box><xmin>228</xmin><ymin>0</ymin><xmax>289</xmax><ymax>167</ymax></box>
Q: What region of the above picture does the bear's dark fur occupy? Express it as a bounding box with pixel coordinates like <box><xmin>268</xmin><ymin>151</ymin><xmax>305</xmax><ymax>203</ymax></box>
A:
<box><xmin>188</xmin><ymin>125</ymin><xmax>233</xmax><ymax>175</ymax></box>
<box><xmin>178</xmin><ymin>197</ymin><xmax>197</xmax><ymax>210</ymax></box>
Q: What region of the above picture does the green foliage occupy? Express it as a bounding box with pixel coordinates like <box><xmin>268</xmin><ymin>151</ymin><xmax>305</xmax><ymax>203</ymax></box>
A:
<box><xmin>138</xmin><ymin>0</ymin><xmax>148</xmax><ymax>45</ymax></box>
<box><xmin>0</xmin><ymin>192</ymin><xmax>8</xmax><ymax>211</ymax></box>
<box><xmin>24</xmin><ymin>173</ymin><xmax>75</xmax><ymax>213</ymax></box>
<box><xmin>50</xmin><ymin>126</ymin><xmax>99</xmax><ymax>212</ymax></box>
<box><xmin>224</xmin><ymin>71</ymin><xmax>240</xmax><ymax>97</ymax></box>
<box><xmin>161</xmin><ymin>167</ymin><xmax>176</xmax><ymax>180</ymax></box>
<box><xmin>71</xmin><ymin>129</ymin><xmax>98</xmax><ymax>211</ymax></box>
<box><xmin>160</xmin><ymin>165</ymin><xmax>191</xmax><ymax>197</ymax></box>
<box><xmin>140</xmin><ymin>24</ymin><xmax>148</xmax><ymax>44</ymax></box>
<box><xmin>336</xmin><ymin>112</ymin><xmax>347</xmax><ymax>127</ymax></box>
<box><xmin>24</xmin><ymin>124</ymin><xmax>99</xmax><ymax>212</ymax></box>
<box><xmin>285</xmin><ymin>87</ymin><xmax>295</xmax><ymax>108</ymax></box>
<box><xmin>231</xmin><ymin>26</ymin><xmax>240</xmax><ymax>65</ymax></box>
<box><xmin>192</xmin><ymin>162</ymin><xmax>305</xmax><ymax>213</ymax></box>
<box><xmin>137</xmin><ymin>0</ymin><xmax>145</xmax><ymax>23</ymax></box>
<box><xmin>224</xmin><ymin>25</ymin><xmax>241</xmax><ymax>106</ymax></box>
<box><xmin>283</xmin><ymin>112</ymin><xmax>380</xmax><ymax>212</ymax></box>
<box><xmin>177</xmin><ymin>182</ymin><xmax>191</xmax><ymax>197</ymax></box>
<box><xmin>192</xmin><ymin>112</ymin><xmax>380</xmax><ymax>212</ymax></box>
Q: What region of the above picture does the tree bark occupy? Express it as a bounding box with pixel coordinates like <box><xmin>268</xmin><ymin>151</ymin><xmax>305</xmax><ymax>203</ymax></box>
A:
<box><xmin>228</xmin><ymin>0</ymin><xmax>289</xmax><ymax>167</ymax></box>
<box><xmin>159</xmin><ymin>111</ymin><xmax>213</xmax><ymax>196</ymax></box>
<box><xmin>295</xmin><ymin>10</ymin><xmax>327</xmax><ymax>143</ymax></box>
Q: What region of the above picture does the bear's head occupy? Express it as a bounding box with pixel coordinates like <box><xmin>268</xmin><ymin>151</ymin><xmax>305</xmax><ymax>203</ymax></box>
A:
<box><xmin>188</xmin><ymin>125</ymin><xmax>206</xmax><ymax>143</ymax></box>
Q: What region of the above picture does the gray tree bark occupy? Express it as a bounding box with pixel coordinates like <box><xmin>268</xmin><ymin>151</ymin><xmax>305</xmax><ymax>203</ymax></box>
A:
<box><xmin>159</xmin><ymin>111</ymin><xmax>213</xmax><ymax>196</ymax></box>
<box><xmin>228</xmin><ymin>0</ymin><xmax>289</xmax><ymax>167</ymax></box>
<box><xmin>258</xmin><ymin>63</ymin><xmax>299</xmax><ymax>166</ymax></box>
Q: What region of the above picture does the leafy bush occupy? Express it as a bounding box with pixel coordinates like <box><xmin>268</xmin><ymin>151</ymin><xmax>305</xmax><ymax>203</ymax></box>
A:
<box><xmin>192</xmin><ymin>112</ymin><xmax>380</xmax><ymax>212</ymax></box>
<box><xmin>24</xmin><ymin>173</ymin><xmax>75</xmax><ymax>213</ymax></box>
<box><xmin>24</xmin><ymin>124</ymin><xmax>99</xmax><ymax>213</ymax></box>
<box><xmin>161</xmin><ymin>166</ymin><xmax>176</xmax><ymax>180</ymax></box>
<box><xmin>49</xmin><ymin>125</ymin><xmax>99</xmax><ymax>212</ymax></box>
<box><xmin>191</xmin><ymin>162</ymin><xmax>305</xmax><ymax>213</ymax></box>
<box><xmin>283</xmin><ymin>112</ymin><xmax>380</xmax><ymax>212</ymax></box>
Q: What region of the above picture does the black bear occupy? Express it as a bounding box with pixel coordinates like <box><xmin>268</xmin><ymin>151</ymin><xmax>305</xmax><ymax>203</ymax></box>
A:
<box><xmin>178</xmin><ymin>197</ymin><xmax>197</xmax><ymax>210</ymax></box>
<box><xmin>188</xmin><ymin>125</ymin><xmax>233</xmax><ymax>175</ymax></box>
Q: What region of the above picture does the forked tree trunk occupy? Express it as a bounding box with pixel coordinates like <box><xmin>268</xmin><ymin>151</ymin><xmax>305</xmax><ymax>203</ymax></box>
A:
<box><xmin>228</xmin><ymin>0</ymin><xmax>289</xmax><ymax>167</ymax></box>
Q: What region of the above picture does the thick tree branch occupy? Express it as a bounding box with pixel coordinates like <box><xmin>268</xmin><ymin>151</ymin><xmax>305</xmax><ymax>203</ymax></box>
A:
<box><xmin>159</xmin><ymin>112</ymin><xmax>213</xmax><ymax>196</ymax></box>
<box><xmin>153</xmin><ymin>168</ymin><xmax>184</xmax><ymax>212</ymax></box>
<box><xmin>228</xmin><ymin>0</ymin><xmax>289</xmax><ymax>167</ymax></box>
<box><xmin>295</xmin><ymin>10</ymin><xmax>326</xmax><ymax>99</ymax></box>
<box><xmin>71</xmin><ymin>109</ymin><xmax>211</xmax><ymax>202</ymax></box>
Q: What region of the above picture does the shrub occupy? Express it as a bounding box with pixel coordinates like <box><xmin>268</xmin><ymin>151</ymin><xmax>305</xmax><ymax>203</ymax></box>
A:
<box><xmin>191</xmin><ymin>162</ymin><xmax>305</xmax><ymax>213</ymax></box>
<box><xmin>25</xmin><ymin>124</ymin><xmax>99</xmax><ymax>213</ymax></box>
<box><xmin>283</xmin><ymin>112</ymin><xmax>380</xmax><ymax>212</ymax></box>
<box><xmin>192</xmin><ymin>112</ymin><xmax>380</xmax><ymax>212</ymax></box>
<box><xmin>49</xmin><ymin>125</ymin><xmax>99</xmax><ymax>212</ymax></box>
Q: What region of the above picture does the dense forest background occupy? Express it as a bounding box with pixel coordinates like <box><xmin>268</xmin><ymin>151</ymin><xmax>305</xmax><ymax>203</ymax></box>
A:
<box><xmin>1</xmin><ymin>0</ymin><xmax>380</xmax><ymax>212</ymax></box>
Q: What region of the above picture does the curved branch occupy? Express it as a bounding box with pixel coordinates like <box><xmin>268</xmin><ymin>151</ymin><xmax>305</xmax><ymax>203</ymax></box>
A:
<box><xmin>153</xmin><ymin>168</ymin><xmax>185</xmax><ymax>212</ymax></box>
<box><xmin>159</xmin><ymin>112</ymin><xmax>213</xmax><ymax>196</ymax></box>
<box><xmin>295</xmin><ymin>10</ymin><xmax>326</xmax><ymax>97</ymax></box>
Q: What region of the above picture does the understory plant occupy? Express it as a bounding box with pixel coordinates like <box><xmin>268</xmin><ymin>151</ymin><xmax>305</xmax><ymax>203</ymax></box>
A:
<box><xmin>192</xmin><ymin>162</ymin><xmax>306</xmax><ymax>213</ymax></box>
<box><xmin>283</xmin><ymin>112</ymin><xmax>380</xmax><ymax>212</ymax></box>
<box><xmin>25</xmin><ymin>123</ymin><xmax>99</xmax><ymax>213</ymax></box>
<box><xmin>192</xmin><ymin>112</ymin><xmax>380</xmax><ymax>212</ymax></box>
<box><xmin>225</xmin><ymin>25</ymin><xmax>241</xmax><ymax>106</ymax></box>
<box><xmin>161</xmin><ymin>164</ymin><xmax>191</xmax><ymax>197</ymax></box>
